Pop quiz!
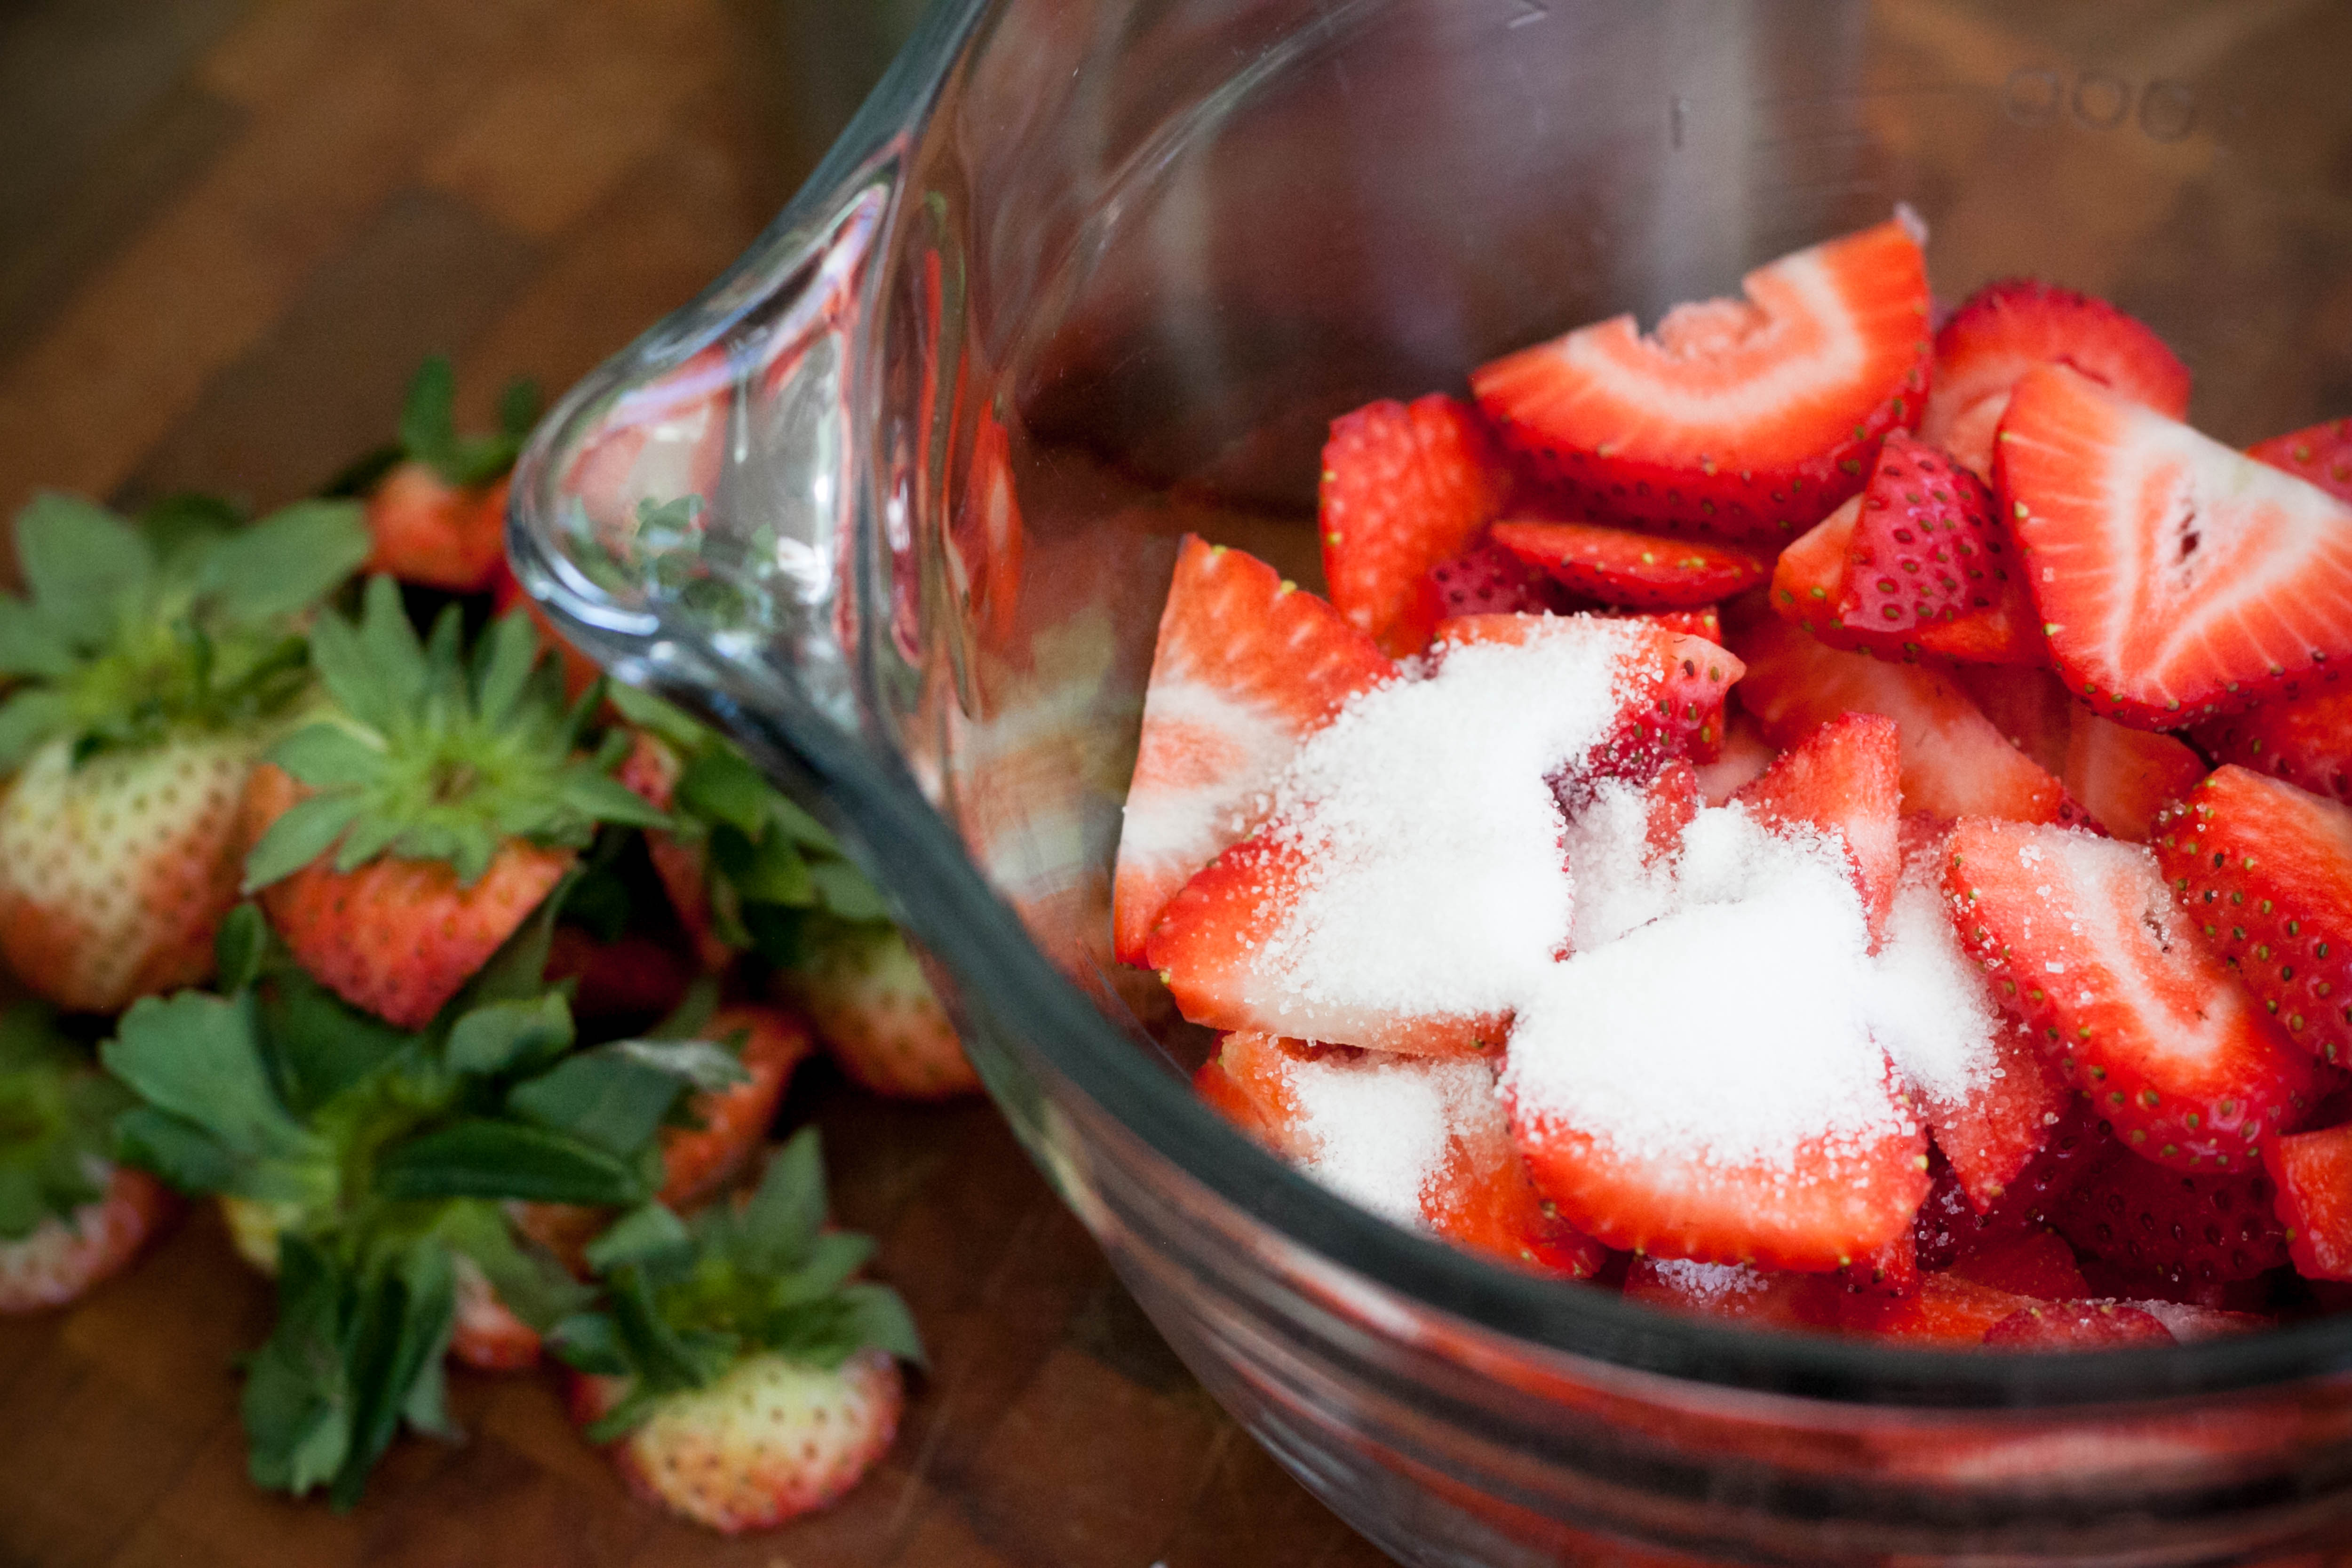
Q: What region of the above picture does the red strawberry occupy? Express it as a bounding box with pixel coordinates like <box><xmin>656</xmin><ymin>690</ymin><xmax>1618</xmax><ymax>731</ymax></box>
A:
<box><xmin>448</xmin><ymin>1253</ymin><xmax>541</xmax><ymax>1372</ymax></box>
<box><xmin>2264</xmin><ymin>1121</ymin><xmax>2352</xmax><ymax>1280</ymax></box>
<box><xmin>1773</xmin><ymin>497</ymin><xmax>2040</xmax><ymax>666</ymax></box>
<box><xmin>0</xmin><ymin>734</ymin><xmax>255</xmax><ymax>1014</ymax></box>
<box><xmin>1112</xmin><ymin>537</ymin><xmax>1393</xmax><ymax>965</ymax></box>
<box><xmin>1920</xmin><ymin>278</ymin><xmax>2191</xmax><ymax>479</ymax></box>
<box><xmin>1642</xmin><ymin>757</ymin><xmax>1701</xmax><ymax>861</ymax></box>
<box><xmin>543</xmin><ymin>928</ymin><xmax>695</xmax><ymax>1025</ymax></box>
<box><xmin>1839</xmin><ymin>1272</ymin><xmax>2038</xmax><ymax>1343</ymax></box>
<box><xmin>2189</xmin><ymin>688</ymin><xmax>2352</xmax><ymax>808</ymax></box>
<box><xmin>1944</xmin><ymin>1227</ymin><xmax>2090</xmax><ymax>1299</ymax></box>
<box><xmin>1952</xmin><ymin>665</ymin><xmax>2075</xmax><ymax>778</ymax></box>
<box><xmin>1694</xmin><ymin>710</ymin><xmax>1776</xmax><ymax>805</ymax></box>
<box><xmin>365</xmin><ymin>462</ymin><xmax>508</xmax><ymax>592</ymax></box>
<box><xmin>1431</xmin><ymin>617</ymin><xmax>1744</xmax><ymax>775</ymax></box>
<box><xmin>1997</xmin><ymin>365</ymin><xmax>2352</xmax><ymax>728</ymax></box>
<box><xmin>1621</xmin><ymin>1258</ymin><xmax>1843</xmax><ymax>1329</ymax></box>
<box><xmin>1836</xmin><ymin>432</ymin><xmax>2020</xmax><ymax>638</ymax></box>
<box><xmin>1944</xmin><ymin>817</ymin><xmax>2326</xmax><ymax>1171</ymax></box>
<box><xmin>1624</xmin><ymin>605</ymin><xmax>1722</xmax><ymax>642</ymax></box>
<box><xmin>1981</xmin><ymin>1301</ymin><xmax>2175</xmax><ymax>1349</ymax></box>
<box><xmin>2249</xmin><ymin>416</ymin><xmax>2352</xmax><ymax>506</ymax></box>
<box><xmin>2052</xmin><ymin>1145</ymin><xmax>2288</xmax><ymax>1284</ymax></box>
<box><xmin>573</xmin><ymin>1350</ymin><xmax>903</xmax><ymax>1533</ymax></box>
<box><xmin>1471</xmin><ymin>219</ymin><xmax>1931</xmax><ymax>544</ymax></box>
<box><xmin>1319</xmin><ymin>396</ymin><xmax>1515</xmax><ymax>655</ymax></box>
<box><xmin>614</xmin><ymin>731</ymin><xmax>730</xmax><ymax>972</ymax></box>
<box><xmin>1417</xmin><ymin>540</ymin><xmax>1574</xmax><ymax>625</ymax></box>
<box><xmin>243</xmin><ymin>763</ymin><xmax>575</xmax><ymax>1031</ymax></box>
<box><xmin>1196</xmin><ymin>1031</ymin><xmax>1605</xmax><ymax>1277</ymax></box>
<box><xmin>1728</xmin><ymin>612</ymin><xmax>2066</xmax><ymax>823</ymax></box>
<box><xmin>2064</xmin><ymin>711</ymin><xmax>2206</xmax><ymax>842</ymax></box>
<box><xmin>2150</xmin><ymin>765</ymin><xmax>2352</xmax><ymax>1067</ymax></box>
<box><xmin>1840</xmin><ymin>1226</ymin><xmax>1920</xmax><ymax>1297</ymax></box>
<box><xmin>785</xmin><ymin>923</ymin><xmax>977</xmax><ymax>1098</ymax></box>
<box><xmin>0</xmin><ymin>1167</ymin><xmax>169</xmax><ymax>1313</ymax></box>
<box><xmin>1915</xmin><ymin>1100</ymin><xmax>2116</xmax><ymax>1266</ymax></box>
<box><xmin>657</xmin><ymin>1007</ymin><xmax>815</xmax><ymax>1210</ymax></box>
<box><xmin>1732</xmin><ymin>713</ymin><xmax>1900</xmax><ymax>944</ymax></box>
<box><xmin>1487</xmin><ymin>520</ymin><xmax>1768</xmax><ymax>610</ymax></box>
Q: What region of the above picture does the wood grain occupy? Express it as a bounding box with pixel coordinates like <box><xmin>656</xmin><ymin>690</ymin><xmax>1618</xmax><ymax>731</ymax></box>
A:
<box><xmin>0</xmin><ymin>1</ymin><xmax>1383</xmax><ymax>1562</ymax></box>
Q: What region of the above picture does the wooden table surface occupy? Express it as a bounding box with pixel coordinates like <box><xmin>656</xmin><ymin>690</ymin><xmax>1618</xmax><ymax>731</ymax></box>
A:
<box><xmin>0</xmin><ymin>3</ymin><xmax>1387</xmax><ymax>1563</ymax></box>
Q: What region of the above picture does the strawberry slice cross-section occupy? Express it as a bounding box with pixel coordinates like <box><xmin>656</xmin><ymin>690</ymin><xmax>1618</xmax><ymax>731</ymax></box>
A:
<box><xmin>1470</xmin><ymin>218</ymin><xmax>1931</xmax><ymax>546</ymax></box>
<box><xmin>1943</xmin><ymin>817</ymin><xmax>2326</xmax><ymax>1171</ymax></box>
<box><xmin>1487</xmin><ymin>520</ymin><xmax>1768</xmax><ymax>610</ymax></box>
<box><xmin>1111</xmin><ymin>537</ymin><xmax>1393</xmax><ymax>965</ymax></box>
<box><xmin>1997</xmin><ymin>365</ymin><xmax>2352</xmax><ymax>729</ymax></box>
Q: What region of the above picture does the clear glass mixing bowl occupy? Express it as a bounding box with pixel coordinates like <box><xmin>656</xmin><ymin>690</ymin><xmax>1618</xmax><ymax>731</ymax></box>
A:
<box><xmin>509</xmin><ymin>2</ymin><xmax>2352</xmax><ymax>1560</ymax></box>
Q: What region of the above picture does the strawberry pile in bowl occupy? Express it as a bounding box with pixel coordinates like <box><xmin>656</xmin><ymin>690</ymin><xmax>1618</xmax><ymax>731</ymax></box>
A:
<box><xmin>1113</xmin><ymin>213</ymin><xmax>2352</xmax><ymax>1359</ymax></box>
<box><xmin>0</xmin><ymin>361</ymin><xmax>974</xmax><ymax>1534</ymax></box>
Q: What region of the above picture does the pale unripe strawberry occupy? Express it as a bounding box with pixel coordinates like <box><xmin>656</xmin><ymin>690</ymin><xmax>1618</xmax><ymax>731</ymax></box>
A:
<box><xmin>0</xmin><ymin>1167</ymin><xmax>169</xmax><ymax>1313</ymax></box>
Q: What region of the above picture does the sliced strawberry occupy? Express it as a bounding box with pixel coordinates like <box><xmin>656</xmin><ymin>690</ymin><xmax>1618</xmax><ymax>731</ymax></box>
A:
<box><xmin>2124</xmin><ymin>1298</ymin><xmax>2274</xmax><ymax>1340</ymax></box>
<box><xmin>1695</xmin><ymin>709</ymin><xmax>1776</xmax><ymax>805</ymax></box>
<box><xmin>1774</xmin><ymin>495</ymin><xmax>2041</xmax><ymax>666</ymax></box>
<box><xmin>2151</xmin><ymin>765</ymin><xmax>2352</xmax><ymax>1067</ymax></box>
<box><xmin>1839</xmin><ymin>1272</ymin><xmax>2039</xmax><ymax>1343</ymax></box>
<box><xmin>1981</xmin><ymin>1301</ymin><xmax>2175</xmax><ymax>1349</ymax></box>
<box><xmin>2064</xmin><ymin>711</ymin><xmax>2206</xmax><ymax>842</ymax></box>
<box><xmin>1998</xmin><ymin>365</ymin><xmax>2352</xmax><ymax>728</ymax></box>
<box><xmin>1921</xmin><ymin>278</ymin><xmax>2192</xmax><ymax>479</ymax></box>
<box><xmin>1728</xmin><ymin>612</ymin><xmax>2066</xmax><ymax>822</ymax></box>
<box><xmin>1916</xmin><ymin>1035</ymin><xmax>2071</xmax><ymax>1215</ymax></box>
<box><xmin>1953</xmin><ymin>665</ymin><xmax>2074</xmax><ymax>778</ymax></box>
<box><xmin>2189</xmin><ymin>687</ymin><xmax>2352</xmax><ymax>807</ymax></box>
<box><xmin>2263</xmin><ymin>1121</ymin><xmax>2352</xmax><ymax>1280</ymax></box>
<box><xmin>1837</xmin><ymin>431</ymin><xmax>2017</xmax><ymax>635</ymax></box>
<box><xmin>1622</xmin><ymin>604</ymin><xmax>1721</xmax><ymax>642</ymax></box>
<box><xmin>1112</xmin><ymin>537</ymin><xmax>1394</xmax><ymax>964</ymax></box>
<box><xmin>2249</xmin><ymin>415</ymin><xmax>2352</xmax><ymax>506</ymax></box>
<box><xmin>2052</xmin><ymin>1145</ymin><xmax>2288</xmax><ymax>1285</ymax></box>
<box><xmin>1944</xmin><ymin>817</ymin><xmax>2326</xmax><ymax>1171</ymax></box>
<box><xmin>1731</xmin><ymin>713</ymin><xmax>1900</xmax><ymax>944</ymax></box>
<box><xmin>1471</xmin><ymin>220</ymin><xmax>1931</xmax><ymax>544</ymax></box>
<box><xmin>1319</xmin><ymin>396</ymin><xmax>1515</xmax><ymax>655</ymax></box>
<box><xmin>1770</xmin><ymin>497</ymin><xmax>1863</xmax><ymax>647</ymax></box>
<box><xmin>1916</xmin><ymin>1100</ymin><xmax>2118</xmax><ymax>1268</ymax></box>
<box><xmin>1840</xmin><ymin>1226</ymin><xmax>1920</xmax><ymax>1297</ymax></box>
<box><xmin>1196</xmin><ymin>1031</ymin><xmax>1605</xmax><ymax>1276</ymax></box>
<box><xmin>1642</xmin><ymin>758</ymin><xmax>1701</xmax><ymax>861</ymax></box>
<box><xmin>1147</xmin><ymin>835</ymin><xmax>1505</xmax><ymax>1056</ymax></box>
<box><xmin>1487</xmin><ymin>521</ymin><xmax>1767</xmax><ymax>610</ymax></box>
<box><xmin>1944</xmin><ymin>1227</ymin><xmax>2089</xmax><ymax>1299</ymax></box>
<box><xmin>1435</xmin><ymin>616</ymin><xmax>1743</xmax><ymax>773</ymax></box>
<box><xmin>1416</xmin><ymin>540</ymin><xmax>1575</xmax><ymax>626</ymax></box>
<box><xmin>1621</xmin><ymin>1259</ymin><xmax>1843</xmax><ymax>1329</ymax></box>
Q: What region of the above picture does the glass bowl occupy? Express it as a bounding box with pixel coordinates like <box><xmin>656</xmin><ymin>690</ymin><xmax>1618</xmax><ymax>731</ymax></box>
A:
<box><xmin>509</xmin><ymin>2</ymin><xmax>2352</xmax><ymax>1560</ymax></box>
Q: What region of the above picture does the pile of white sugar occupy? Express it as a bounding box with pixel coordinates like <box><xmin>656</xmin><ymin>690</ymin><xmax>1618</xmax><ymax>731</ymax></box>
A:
<box><xmin>1275</xmin><ymin>1050</ymin><xmax>1500</xmax><ymax>1229</ymax></box>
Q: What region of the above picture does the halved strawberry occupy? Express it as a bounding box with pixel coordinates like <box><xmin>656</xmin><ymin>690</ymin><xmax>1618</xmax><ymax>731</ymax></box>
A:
<box><xmin>1998</xmin><ymin>365</ymin><xmax>2352</xmax><ymax>728</ymax></box>
<box><xmin>1981</xmin><ymin>1301</ymin><xmax>2175</xmax><ymax>1349</ymax></box>
<box><xmin>2052</xmin><ymin>1144</ymin><xmax>2288</xmax><ymax>1284</ymax></box>
<box><xmin>1112</xmin><ymin>537</ymin><xmax>1393</xmax><ymax>964</ymax></box>
<box><xmin>1471</xmin><ymin>220</ymin><xmax>1931</xmax><ymax>544</ymax></box>
<box><xmin>2249</xmin><ymin>416</ymin><xmax>2352</xmax><ymax>506</ymax></box>
<box><xmin>1773</xmin><ymin>496</ymin><xmax>2041</xmax><ymax>665</ymax></box>
<box><xmin>1642</xmin><ymin>757</ymin><xmax>1701</xmax><ymax>861</ymax></box>
<box><xmin>1417</xmin><ymin>540</ymin><xmax>1573</xmax><ymax>625</ymax></box>
<box><xmin>1727</xmin><ymin>612</ymin><xmax>2066</xmax><ymax>822</ymax></box>
<box><xmin>1920</xmin><ymin>278</ymin><xmax>2191</xmax><ymax>480</ymax></box>
<box><xmin>2064</xmin><ymin>711</ymin><xmax>2206</xmax><ymax>842</ymax></box>
<box><xmin>1621</xmin><ymin>1258</ymin><xmax>1843</xmax><ymax>1328</ymax></box>
<box><xmin>1953</xmin><ymin>665</ymin><xmax>2074</xmax><ymax>778</ymax></box>
<box><xmin>1487</xmin><ymin>521</ymin><xmax>1768</xmax><ymax>610</ymax></box>
<box><xmin>1319</xmin><ymin>396</ymin><xmax>1515</xmax><ymax>655</ymax></box>
<box><xmin>1839</xmin><ymin>1272</ymin><xmax>2038</xmax><ymax>1343</ymax></box>
<box><xmin>1944</xmin><ymin>817</ymin><xmax>2326</xmax><ymax>1171</ymax></box>
<box><xmin>2189</xmin><ymin>688</ymin><xmax>2352</xmax><ymax>807</ymax></box>
<box><xmin>1837</xmin><ymin>432</ymin><xmax>2020</xmax><ymax>640</ymax></box>
<box><xmin>1623</xmin><ymin>605</ymin><xmax>1721</xmax><ymax>642</ymax></box>
<box><xmin>1195</xmin><ymin>1031</ymin><xmax>1605</xmax><ymax>1276</ymax></box>
<box><xmin>1915</xmin><ymin>1099</ymin><xmax>2116</xmax><ymax>1266</ymax></box>
<box><xmin>2263</xmin><ymin>1121</ymin><xmax>2352</xmax><ymax>1280</ymax></box>
<box><xmin>1732</xmin><ymin>713</ymin><xmax>1900</xmax><ymax>943</ymax></box>
<box><xmin>1435</xmin><ymin>616</ymin><xmax>1743</xmax><ymax>773</ymax></box>
<box><xmin>1840</xmin><ymin>1226</ymin><xmax>1920</xmax><ymax>1297</ymax></box>
<box><xmin>1944</xmin><ymin>1227</ymin><xmax>2090</xmax><ymax>1299</ymax></box>
<box><xmin>1694</xmin><ymin>709</ymin><xmax>1776</xmax><ymax>805</ymax></box>
<box><xmin>2151</xmin><ymin>765</ymin><xmax>2352</xmax><ymax>1067</ymax></box>
<box><xmin>1147</xmin><ymin>836</ymin><xmax>1505</xmax><ymax>1056</ymax></box>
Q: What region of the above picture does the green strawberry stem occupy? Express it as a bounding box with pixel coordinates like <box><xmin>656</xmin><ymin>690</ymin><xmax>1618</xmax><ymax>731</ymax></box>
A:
<box><xmin>0</xmin><ymin>1004</ymin><xmax>131</xmax><ymax>1240</ymax></box>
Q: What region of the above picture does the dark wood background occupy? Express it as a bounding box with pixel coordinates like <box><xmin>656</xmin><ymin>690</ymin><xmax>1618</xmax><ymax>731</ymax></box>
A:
<box><xmin>0</xmin><ymin>2</ymin><xmax>1385</xmax><ymax>1562</ymax></box>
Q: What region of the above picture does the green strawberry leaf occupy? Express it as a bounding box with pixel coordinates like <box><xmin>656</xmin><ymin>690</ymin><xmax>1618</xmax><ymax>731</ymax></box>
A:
<box><xmin>607</xmin><ymin>1037</ymin><xmax>746</xmax><ymax>1094</ymax></box>
<box><xmin>582</xmin><ymin>1202</ymin><xmax>691</xmax><ymax>1274</ymax></box>
<box><xmin>258</xmin><ymin>971</ymin><xmax>418</xmax><ymax>1119</ymax></box>
<box><xmin>432</xmin><ymin>1200</ymin><xmax>592</xmax><ymax>1330</ymax></box>
<box><xmin>556</xmin><ymin>768</ymin><xmax>669</xmax><ymax>830</ymax></box>
<box><xmin>113</xmin><ymin>1108</ymin><xmax>240</xmax><ymax>1194</ymax></box>
<box><xmin>768</xmin><ymin>793</ymin><xmax>840</xmax><ymax>854</ymax></box>
<box><xmin>242</xmin><ymin>793</ymin><xmax>363</xmax><ymax>892</ymax></box>
<box><xmin>270</xmin><ymin>723</ymin><xmax>388</xmax><ymax>789</ymax></box>
<box><xmin>327</xmin><ymin>808</ymin><xmax>406</xmax><ymax>874</ymax></box>
<box><xmin>375</xmin><ymin>1120</ymin><xmax>646</xmax><ymax>1206</ymax></box>
<box><xmin>444</xmin><ymin>993</ymin><xmax>573</xmax><ymax>1078</ymax></box>
<box><xmin>0</xmin><ymin>599</ymin><xmax>76</xmax><ymax>680</ymax></box>
<box><xmin>505</xmin><ymin>1048</ymin><xmax>693</xmax><ymax>1162</ymax></box>
<box><xmin>398</xmin><ymin>356</ymin><xmax>460</xmax><ymax>474</ymax></box>
<box><xmin>455</xmin><ymin>866</ymin><xmax>572</xmax><ymax>1011</ymax></box>
<box><xmin>139</xmin><ymin>492</ymin><xmax>248</xmax><ymax>560</ymax></box>
<box><xmin>833</xmin><ymin>1281</ymin><xmax>926</xmax><ymax>1367</ymax></box>
<box><xmin>327</xmin><ymin>1240</ymin><xmax>456</xmax><ymax>1510</ymax></box>
<box><xmin>675</xmin><ymin>748</ymin><xmax>771</xmax><ymax>836</ymax></box>
<box><xmin>470</xmin><ymin>613</ymin><xmax>539</xmax><ymax>732</ymax></box>
<box><xmin>15</xmin><ymin>492</ymin><xmax>153</xmax><ymax>637</ymax></box>
<box><xmin>302</xmin><ymin>602</ymin><xmax>394</xmax><ymax>737</ymax></box>
<box><xmin>546</xmin><ymin>1311</ymin><xmax>628</xmax><ymax>1377</ymax></box>
<box><xmin>356</xmin><ymin>575</ymin><xmax>428</xmax><ymax>724</ymax></box>
<box><xmin>0</xmin><ymin>690</ymin><xmax>73</xmax><ymax>770</ymax></box>
<box><xmin>497</xmin><ymin>377</ymin><xmax>542</xmax><ymax>440</ymax></box>
<box><xmin>243</xmin><ymin>1234</ymin><xmax>357</xmax><ymax>1497</ymax></box>
<box><xmin>103</xmin><ymin>993</ymin><xmax>318</xmax><ymax>1170</ymax></box>
<box><xmin>731</xmin><ymin>1126</ymin><xmax>826</xmax><ymax>1269</ymax></box>
<box><xmin>644</xmin><ymin>977</ymin><xmax>720</xmax><ymax>1042</ymax></box>
<box><xmin>318</xmin><ymin>443</ymin><xmax>405</xmax><ymax>501</ymax></box>
<box><xmin>196</xmin><ymin>500</ymin><xmax>370</xmax><ymax>625</ymax></box>
<box><xmin>603</xmin><ymin>682</ymin><xmax>705</xmax><ymax>750</ymax></box>
<box><xmin>808</xmin><ymin>859</ymin><xmax>890</xmax><ymax>922</ymax></box>
<box><xmin>215</xmin><ymin>902</ymin><xmax>270</xmax><ymax>994</ymax></box>
<box><xmin>710</xmin><ymin>823</ymin><xmax>814</xmax><ymax>907</ymax></box>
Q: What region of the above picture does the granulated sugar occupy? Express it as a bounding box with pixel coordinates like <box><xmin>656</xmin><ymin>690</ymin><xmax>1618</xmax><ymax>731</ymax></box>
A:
<box><xmin>1254</xmin><ymin>619</ymin><xmax>1639</xmax><ymax>1033</ymax></box>
<box><xmin>1648</xmin><ymin>1258</ymin><xmax>1766</xmax><ymax>1303</ymax></box>
<box><xmin>1503</xmin><ymin>804</ymin><xmax>1907</xmax><ymax>1171</ymax></box>
<box><xmin>1281</xmin><ymin>1051</ymin><xmax>1496</xmax><ymax>1228</ymax></box>
<box><xmin>1868</xmin><ymin>867</ymin><xmax>2003</xmax><ymax>1105</ymax></box>
<box><xmin>1561</xmin><ymin>778</ymin><xmax>1677</xmax><ymax>952</ymax></box>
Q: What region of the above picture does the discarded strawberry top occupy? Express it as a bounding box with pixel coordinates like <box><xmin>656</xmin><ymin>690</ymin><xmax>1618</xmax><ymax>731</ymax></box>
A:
<box><xmin>1118</xmin><ymin>210</ymin><xmax>2352</xmax><ymax>1346</ymax></box>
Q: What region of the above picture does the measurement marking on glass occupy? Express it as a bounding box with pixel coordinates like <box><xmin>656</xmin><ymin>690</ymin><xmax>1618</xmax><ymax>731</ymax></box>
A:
<box><xmin>1505</xmin><ymin>0</ymin><xmax>1549</xmax><ymax>27</ymax></box>
<box><xmin>1669</xmin><ymin>95</ymin><xmax>1690</xmax><ymax>150</ymax></box>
